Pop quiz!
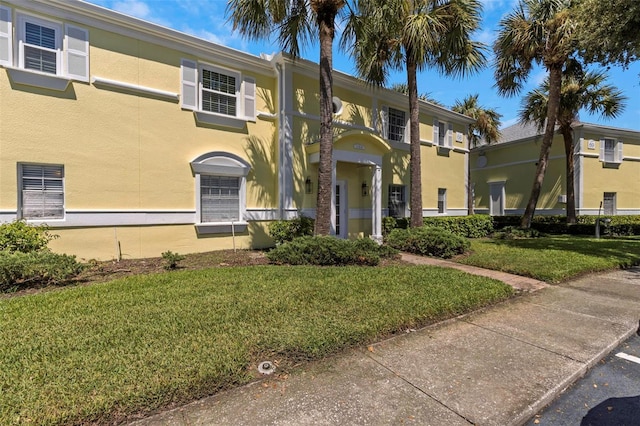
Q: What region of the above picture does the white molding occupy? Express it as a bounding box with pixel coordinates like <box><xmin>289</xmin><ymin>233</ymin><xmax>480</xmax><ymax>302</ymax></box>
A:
<box><xmin>309</xmin><ymin>149</ymin><xmax>382</xmax><ymax>167</ymax></box>
<box><xmin>422</xmin><ymin>209</ymin><xmax>467</xmax><ymax>217</ymax></box>
<box><xmin>22</xmin><ymin>210</ymin><xmax>196</xmax><ymax>227</ymax></box>
<box><xmin>578</xmin><ymin>152</ymin><xmax>600</xmax><ymax>158</ymax></box>
<box><xmin>624</xmin><ymin>156</ymin><xmax>640</xmax><ymax>162</ymax></box>
<box><xmin>5</xmin><ymin>66</ymin><xmax>71</xmax><ymax>90</ymax></box>
<box><xmin>92</xmin><ymin>76</ymin><xmax>179</xmax><ymax>101</ymax></box>
<box><xmin>194</xmin><ymin>111</ymin><xmax>246</xmax><ymax>129</ymax></box>
<box><xmin>420</xmin><ymin>139</ymin><xmax>434</xmax><ymax>146</ymax></box>
<box><xmin>470</xmin><ymin>155</ymin><xmax>564</xmax><ymax>172</ymax></box>
<box><xmin>244</xmin><ymin>209</ymin><xmax>279</xmax><ymax>221</ymax></box>
<box><xmin>257</xmin><ymin>111</ymin><xmax>277</xmax><ymax>121</ymax></box>
<box><xmin>578</xmin><ymin>209</ymin><xmax>640</xmax><ymax>215</ymax></box>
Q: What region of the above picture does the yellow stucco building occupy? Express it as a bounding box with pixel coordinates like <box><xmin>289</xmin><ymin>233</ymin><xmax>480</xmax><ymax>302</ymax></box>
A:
<box><xmin>0</xmin><ymin>0</ymin><xmax>473</xmax><ymax>260</ymax></box>
<box><xmin>471</xmin><ymin>122</ymin><xmax>640</xmax><ymax>216</ymax></box>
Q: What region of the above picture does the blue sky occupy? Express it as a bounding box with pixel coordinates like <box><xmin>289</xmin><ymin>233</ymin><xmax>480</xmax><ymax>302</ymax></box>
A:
<box><xmin>85</xmin><ymin>0</ymin><xmax>640</xmax><ymax>130</ymax></box>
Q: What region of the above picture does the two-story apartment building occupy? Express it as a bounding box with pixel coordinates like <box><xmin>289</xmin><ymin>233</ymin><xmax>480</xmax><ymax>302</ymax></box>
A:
<box><xmin>471</xmin><ymin>121</ymin><xmax>640</xmax><ymax>216</ymax></box>
<box><xmin>0</xmin><ymin>0</ymin><xmax>473</xmax><ymax>260</ymax></box>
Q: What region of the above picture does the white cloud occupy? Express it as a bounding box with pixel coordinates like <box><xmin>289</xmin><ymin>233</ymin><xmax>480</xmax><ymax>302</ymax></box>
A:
<box><xmin>113</xmin><ymin>0</ymin><xmax>151</xmax><ymax>19</ymax></box>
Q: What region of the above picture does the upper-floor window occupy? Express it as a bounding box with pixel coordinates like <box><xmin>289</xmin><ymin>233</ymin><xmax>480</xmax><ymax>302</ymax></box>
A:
<box><xmin>181</xmin><ymin>59</ymin><xmax>256</xmax><ymax>126</ymax></box>
<box><xmin>18</xmin><ymin>163</ymin><xmax>64</xmax><ymax>220</ymax></box>
<box><xmin>0</xmin><ymin>7</ymin><xmax>89</xmax><ymax>84</ymax></box>
<box><xmin>600</xmin><ymin>138</ymin><xmax>623</xmax><ymax>164</ymax></box>
<box><xmin>434</xmin><ymin>119</ymin><xmax>453</xmax><ymax>148</ymax></box>
<box><xmin>388</xmin><ymin>107</ymin><xmax>406</xmax><ymax>142</ymax></box>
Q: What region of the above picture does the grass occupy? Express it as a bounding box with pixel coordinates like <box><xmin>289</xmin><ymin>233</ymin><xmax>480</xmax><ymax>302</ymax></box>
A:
<box><xmin>459</xmin><ymin>236</ymin><xmax>640</xmax><ymax>283</ymax></box>
<box><xmin>0</xmin><ymin>265</ymin><xmax>512</xmax><ymax>425</ymax></box>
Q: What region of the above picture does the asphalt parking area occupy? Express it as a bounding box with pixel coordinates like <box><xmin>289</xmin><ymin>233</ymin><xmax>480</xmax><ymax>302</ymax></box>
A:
<box><xmin>528</xmin><ymin>333</ymin><xmax>640</xmax><ymax>426</ymax></box>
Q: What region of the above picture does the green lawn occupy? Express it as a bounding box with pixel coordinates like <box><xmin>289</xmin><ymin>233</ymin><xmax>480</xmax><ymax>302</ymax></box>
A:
<box><xmin>0</xmin><ymin>265</ymin><xmax>512</xmax><ymax>425</ymax></box>
<box><xmin>459</xmin><ymin>236</ymin><xmax>640</xmax><ymax>283</ymax></box>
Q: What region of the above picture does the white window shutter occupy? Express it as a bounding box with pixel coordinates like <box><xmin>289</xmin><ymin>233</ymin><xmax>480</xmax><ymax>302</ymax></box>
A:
<box><xmin>447</xmin><ymin>123</ymin><xmax>453</xmax><ymax>148</ymax></box>
<box><xmin>242</xmin><ymin>76</ymin><xmax>256</xmax><ymax>121</ymax></box>
<box><xmin>381</xmin><ymin>106</ymin><xmax>389</xmax><ymax>139</ymax></box>
<box><xmin>599</xmin><ymin>139</ymin><xmax>605</xmax><ymax>161</ymax></box>
<box><xmin>0</xmin><ymin>6</ymin><xmax>12</xmax><ymax>67</ymax></box>
<box><xmin>181</xmin><ymin>58</ymin><xmax>198</xmax><ymax>110</ymax></box>
<box><xmin>617</xmin><ymin>140</ymin><xmax>623</xmax><ymax>162</ymax></box>
<box><xmin>433</xmin><ymin>119</ymin><xmax>439</xmax><ymax>144</ymax></box>
<box><xmin>404</xmin><ymin>115</ymin><xmax>410</xmax><ymax>143</ymax></box>
<box><xmin>64</xmin><ymin>25</ymin><xmax>89</xmax><ymax>81</ymax></box>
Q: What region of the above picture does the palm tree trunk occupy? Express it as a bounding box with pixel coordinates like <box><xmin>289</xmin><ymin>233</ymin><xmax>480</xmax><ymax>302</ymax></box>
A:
<box><xmin>521</xmin><ymin>64</ymin><xmax>563</xmax><ymax>229</ymax></box>
<box><xmin>314</xmin><ymin>11</ymin><xmax>335</xmax><ymax>236</ymax></box>
<box><xmin>407</xmin><ymin>56</ymin><xmax>423</xmax><ymax>228</ymax></box>
<box><xmin>467</xmin><ymin>160</ymin><xmax>474</xmax><ymax>215</ymax></box>
<box><xmin>561</xmin><ymin>126</ymin><xmax>577</xmax><ymax>224</ymax></box>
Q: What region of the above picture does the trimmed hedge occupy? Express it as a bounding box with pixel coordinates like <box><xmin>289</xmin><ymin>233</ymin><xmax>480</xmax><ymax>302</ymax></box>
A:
<box><xmin>267</xmin><ymin>236</ymin><xmax>397</xmax><ymax>266</ymax></box>
<box><xmin>385</xmin><ymin>226</ymin><xmax>470</xmax><ymax>259</ymax></box>
<box><xmin>268</xmin><ymin>216</ymin><xmax>315</xmax><ymax>245</ymax></box>
<box><xmin>422</xmin><ymin>215</ymin><xmax>494</xmax><ymax>238</ymax></box>
<box><xmin>493</xmin><ymin>215</ymin><xmax>640</xmax><ymax>236</ymax></box>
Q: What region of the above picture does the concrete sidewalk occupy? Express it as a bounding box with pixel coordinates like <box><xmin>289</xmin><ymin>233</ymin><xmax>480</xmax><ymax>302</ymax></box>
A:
<box><xmin>131</xmin><ymin>261</ymin><xmax>640</xmax><ymax>426</ymax></box>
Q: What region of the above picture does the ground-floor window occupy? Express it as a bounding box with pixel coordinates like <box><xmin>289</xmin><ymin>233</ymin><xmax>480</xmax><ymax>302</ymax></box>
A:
<box><xmin>200</xmin><ymin>175</ymin><xmax>240</xmax><ymax>222</ymax></box>
<box><xmin>603</xmin><ymin>192</ymin><xmax>616</xmax><ymax>215</ymax></box>
<box><xmin>388</xmin><ymin>185</ymin><xmax>406</xmax><ymax>218</ymax></box>
<box><xmin>18</xmin><ymin>163</ymin><xmax>64</xmax><ymax>220</ymax></box>
<box><xmin>438</xmin><ymin>188</ymin><xmax>447</xmax><ymax>214</ymax></box>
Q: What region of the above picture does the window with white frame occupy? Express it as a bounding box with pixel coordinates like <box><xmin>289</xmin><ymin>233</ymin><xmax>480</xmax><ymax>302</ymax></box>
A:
<box><xmin>180</xmin><ymin>59</ymin><xmax>256</xmax><ymax>125</ymax></box>
<box><xmin>434</xmin><ymin>119</ymin><xmax>453</xmax><ymax>148</ymax></box>
<box><xmin>19</xmin><ymin>163</ymin><xmax>64</xmax><ymax>220</ymax></box>
<box><xmin>388</xmin><ymin>107</ymin><xmax>406</xmax><ymax>142</ymax></box>
<box><xmin>600</xmin><ymin>138</ymin><xmax>623</xmax><ymax>163</ymax></box>
<box><xmin>388</xmin><ymin>185</ymin><xmax>406</xmax><ymax>218</ymax></box>
<box><xmin>438</xmin><ymin>188</ymin><xmax>447</xmax><ymax>214</ymax></box>
<box><xmin>0</xmin><ymin>8</ymin><xmax>89</xmax><ymax>82</ymax></box>
<box><xmin>603</xmin><ymin>192</ymin><xmax>616</xmax><ymax>215</ymax></box>
<box><xmin>190</xmin><ymin>153</ymin><xmax>251</xmax><ymax>232</ymax></box>
<box><xmin>200</xmin><ymin>175</ymin><xmax>240</xmax><ymax>222</ymax></box>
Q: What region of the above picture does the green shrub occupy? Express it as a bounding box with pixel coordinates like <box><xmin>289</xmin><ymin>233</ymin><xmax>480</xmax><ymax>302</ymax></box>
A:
<box><xmin>382</xmin><ymin>216</ymin><xmax>409</xmax><ymax>236</ymax></box>
<box><xmin>268</xmin><ymin>216</ymin><xmax>315</xmax><ymax>245</ymax></box>
<box><xmin>0</xmin><ymin>220</ymin><xmax>57</xmax><ymax>253</ymax></box>
<box><xmin>267</xmin><ymin>236</ymin><xmax>395</xmax><ymax>266</ymax></box>
<box><xmin>492</xmin><ymin>226</ymin><xmax>543</xmax><ymax>239</ymax></box>
<box><xmin>0</xmin><ymin>250</ymin><xmax>84</xmax><ymax>292</ymax></box>
<box><xmin>422</xmin><ymin>215</ymin><xmax>494</xmax><ymax>238</ymax></box>
<box><xmin>161</xmin><ymin>251</ymin><xmax>186</xmax><ymax>270</ymax></box>
<box><xmin>385</xmin><ymin>226</ymin><xmax>470</xmax><ymax>259</ymax></box>
<box><xmin>492</xmin><ymin>215</ymin><xmax>640</xmax><ymax>236</ymax></box>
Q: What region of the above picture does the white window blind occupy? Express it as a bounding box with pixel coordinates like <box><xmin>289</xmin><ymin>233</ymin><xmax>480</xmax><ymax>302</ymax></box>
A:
<box><xmin>387</xmin><ymin>107</ymin><xmax>406</xmax><ymax>142</ymax></box>
<box><xmin>200</xmin><ymin>175</ymin><xmax>240</xmax><ymax>222</ymax></box>
<box><xmin>20</xmin><ymin>164</ymin><xmax>64</xmax><ymax>219</ymax></box>
<box><xmin>438</xmin><ymin>188</ymin><xmax>447</xmax><ymax>214</ymax></box>
<box><xmin>24</xmin><ymin>21</ymin><xmax>58</xmax><ymax>74</ymax></box>
<box><xmin>388</xmin><ymin>185</ymin><xmax>406</xmax><ymax>218</ymax></box>
<box><xmin>202</xmin><ymin>68</ymin><xmax>237</xmax><ymax>116</ymax></box>
<box><xmin>603</xmin><ymin>192</ymin><xmax>616</xmax><ymax>215</ymax></box>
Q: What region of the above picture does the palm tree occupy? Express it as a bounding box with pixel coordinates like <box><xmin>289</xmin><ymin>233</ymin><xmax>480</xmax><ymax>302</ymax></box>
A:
<box><xmin>452</xmin><ymin>94</ymin><xmax>502</xmax><ymax>215</ymax></box>
<box><xmin>227</xmin><ymin>0</ymin><xmax>346</xmax><ymax>235</ymax></box>
<box><xmin>343</xmin><ymin>0</ymin><xmax>485</xmax><ymax>228</ymax></box>
<box><xmin>494</xmin><ymin>0</ymin><xmax>576</xmax><ymax>228</ymax></box>
<box><xmin>519</xmin><ymin>63</ymin><xmax>626</xmax><ymax>224</ymax></box>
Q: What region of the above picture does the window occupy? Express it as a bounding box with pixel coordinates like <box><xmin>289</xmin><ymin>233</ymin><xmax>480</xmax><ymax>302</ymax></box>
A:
<box><xmin>438</xmin><ymin>188</ymin><xmax>447</xmax><ymax>214</ymax></box>
<box><xmin>600</xmin><ymin>138</ymin><xmax>623</xmax><ymax>163</ymax></box>
<box><xmin>0</xmin><ymin>8</ymin><xmax>89</xmax><ymax>86</ymax></box>
<box><xmin>388</xmin><ymin>185</ymin><xmax>406</xmax><ymax>218</ymax></box>
<box><xmin>180</xmin><ymin>59</ymin><xmax>256</xmax><ymax>125</ymax></box>
<box><xmin>200</xmin><ymin>175</ymin><xmax>240</xmax><ymax>222</ymax></box>
<box><xmin>19</xmin><ymin>163</ymin><xmax>64</xmax><ymax>220</ymax></box>
<box><xmin>388</xmin><ymin>107</ymin><xmax>406</xmax><ymax>142</ymax></box>
<box><xmin>603</xmin><ymin>192</ymin><xmax>616</xmax><ymax>215</ymax></box>
<box><xmin>434</xmin><ymin>119</ymin><xmax>453</xmax><ymax>148</ymax></box>
<box><xmin>202</xmin><ymin>68</ymin><xmax>237</xmax><ymax>116</ymax></box>
<box><xmin>190</xmin><ymin>152</ymin><xmax>251</xmax><ymax>233</ymax></box>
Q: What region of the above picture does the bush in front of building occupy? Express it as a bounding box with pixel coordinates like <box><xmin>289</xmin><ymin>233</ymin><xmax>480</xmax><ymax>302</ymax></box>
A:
<box><xmin>267</xmin><ymin>236</ymin><xmax>397</xmax><ymax>266</ymax></box>
<box><xmin>385</xmin><ymin>226</ymin><xmax>470</xmax><ymax>259</ymax></box>
<box><xmin>492</xmin><ymin>215</ymin><xmax>640</xmax><ymax>236</ymax></box>
<box><xmin>0</xmin><ymin>220</ymin><xmax>84</xmax><ymax>292</ymax></box>
<box><xmin>268</xmin><ymin>215</ymin><xmax>315</xmax><ymax>245</ymax></box>
<box><xmin>422</xmin><ymin>215</ymin><xmax>494</xmax><ymax>238</ymax></box>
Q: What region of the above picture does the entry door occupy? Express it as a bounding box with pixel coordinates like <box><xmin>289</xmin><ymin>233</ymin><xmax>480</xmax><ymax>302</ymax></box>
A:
<box><xmin>489</xmin><ymin>182</ymin><xmax>505</xmax><ymax>216</ymax></box>
<box><xmin>334</xmin><ymin>181</ymin><xmax>348</xmax><ymax>238</ymax></box>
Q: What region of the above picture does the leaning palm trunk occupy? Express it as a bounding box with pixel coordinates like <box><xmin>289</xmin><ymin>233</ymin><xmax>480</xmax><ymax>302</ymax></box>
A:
<box><xmin>314</xmin><ymin>10</ymin><xmax>336</xmax><ymax>236</ymax></box>
<box><xmin>561</xmin><ymin>126</ymin><xmax>577</xmax><ymax>224</ymax></box>
<box><xmin>521</xmin><ymin>64</ymin><xmax>563</xmax><ymax>229</ymax></box>
<box><xmin>407</xmin><ymin>56</ymin><xmax>423</xmax><ymax>228</ymax></box>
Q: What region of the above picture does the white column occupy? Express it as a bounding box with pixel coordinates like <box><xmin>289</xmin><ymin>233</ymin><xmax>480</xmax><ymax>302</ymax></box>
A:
<box><xmin>371</xmin><ymin>164</ymin><xmax>383</xmax><ymax>243</ymax></box>
<box><xmin>330</xmin><ymin>160</ymin><xmax>337</xmax><ymax>235</ymax></box>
